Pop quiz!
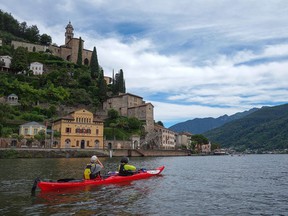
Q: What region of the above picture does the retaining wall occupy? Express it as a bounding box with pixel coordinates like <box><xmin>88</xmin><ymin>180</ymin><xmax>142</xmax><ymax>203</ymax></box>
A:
<box><xmin>0</xmin><ymin>148</ymin><xmax>190</xmax><ymax>159</ymax></box>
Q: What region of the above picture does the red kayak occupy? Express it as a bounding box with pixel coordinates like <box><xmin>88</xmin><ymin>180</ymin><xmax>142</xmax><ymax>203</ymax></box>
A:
<box><xmin>33</xmin><ymin>166</ymin><xmax>165</xmax><ymax>192</ymax></box>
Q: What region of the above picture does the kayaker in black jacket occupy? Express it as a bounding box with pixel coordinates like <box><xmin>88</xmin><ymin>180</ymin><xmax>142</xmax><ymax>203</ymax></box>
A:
<box><xmin>118</xmin><ymin>157</ymin><xmax>137</xmax><ymax>176</ymax></box>
<box><xmin>84</xmin><ymin>155</ymin><xmax>104</xmax><ymax>180</ymax></box>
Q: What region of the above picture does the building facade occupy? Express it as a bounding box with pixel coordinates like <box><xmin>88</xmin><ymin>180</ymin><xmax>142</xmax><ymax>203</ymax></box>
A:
<box><xmin>11</xmin><ymin>22</ymin><xmax>92</xmax><ymax>66</ymax></box>
<box><xmin>6</xmin><ymin>93</ymin><xmax>19</xmax><ymax>106</ymax></box>
<box><xmin>103</xmin><ymin>93</ymin><xmax>154</xmax><ymax>132</ymax></box>
<box><xmin>52</xmin><ymin>109</ymin><xmax>104</xmax><ymax>149</ymax></box>
<box><xmin>30</xmin><ymin>62</ymin><xmax>44</xmax><ymax>75</ymax></box>
<box><xmin>195</xmin><ymin>143</ymin><xmax>212</xmax><ymax>154</ymax></box>
<box><xmin>19</xmin><ymin>121</ymin><xmax>46</xmax><ymax>138</ymax></box>
<box><xmin>153</xmin><ymin>124</ymin><xmax>176</xmax><ymax>150</ymax></box>
<box><xmin>0</xmin><ymin>55</ymin><xmax>12</xmax><ymax>70</ymax></box>
<box><xmin>175</xmin><ymin>132</ymin><xmax>192</xmax><ymax>149</ymax></box>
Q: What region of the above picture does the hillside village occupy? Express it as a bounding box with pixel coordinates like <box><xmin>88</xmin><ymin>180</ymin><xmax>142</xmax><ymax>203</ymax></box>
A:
<box><xmin>0</xmin><ymin>21</ymin><xmax>213</xmax><ymax>155</ymax></box>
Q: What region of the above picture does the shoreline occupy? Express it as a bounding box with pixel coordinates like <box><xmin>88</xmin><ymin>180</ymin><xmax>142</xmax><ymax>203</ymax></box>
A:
<box><xmin>0</xmin><ymin>148</ymin><xmax>191</xmax><ymax>159</ymax></box>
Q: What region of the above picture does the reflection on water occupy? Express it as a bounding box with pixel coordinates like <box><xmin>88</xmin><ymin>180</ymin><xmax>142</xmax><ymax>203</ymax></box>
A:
<box><xmin>30</xmin><ymin>176</ymin><xmax>158</xmax><ymax>215</ymax></box>
<box><xmin>0</xmin><ymin>155</ymin><xmax>288</xmax><ymax>215</ymax></box>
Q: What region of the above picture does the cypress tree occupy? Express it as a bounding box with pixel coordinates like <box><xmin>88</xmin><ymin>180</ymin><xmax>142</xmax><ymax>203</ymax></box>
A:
<box><xmin>76</xmin><ymin>37</ymin><xmax>82</xmax><ymax>66</ymax></box>
<box><xmin>113</xmin><ymin>69</ymin><xmax>126</xmax><ymax>95</ymax></box>
<box><xmin>112</xmin><ymin>69</ymin><xmax>116</xmax><ymax>95</ymax></box>
<box><xmin>97</xmin><ymin>68</ymin><xmax>108</xmax><ymax>103</ymax></box>
<box><xmin>90</xmin><ymin>46</ymin><xmax>99</xmax><ymax>79</ymax></box>
<box><xmin>118</xmin><ymin>69</ymin><xmax>126</xmax><ymax>93</ymax></box>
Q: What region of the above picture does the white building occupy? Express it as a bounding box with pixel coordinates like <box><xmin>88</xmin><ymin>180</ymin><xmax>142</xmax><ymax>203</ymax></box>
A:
<box><xmin>30</xmin><ymin>62</ymin><xmax>44</xmax><ymax>75</ymax></box>
<box><xmin>0</xmin><ymin>55</ymin><xmax>12</xmax><ymax>68</ymax></box>
<box><xmin>19</xmin><ymin>121</ymin><xmax>46</xmax><ymax>138</ymax></box>
<box><xmin>6</xmin><ymin>93</ymin><xmax>19</xmax><ymax>106</ymax></box>
<box><xmin>176</xmin><ymin>132</ymin><xmax>192</xmax><ymax>149</ymax></box>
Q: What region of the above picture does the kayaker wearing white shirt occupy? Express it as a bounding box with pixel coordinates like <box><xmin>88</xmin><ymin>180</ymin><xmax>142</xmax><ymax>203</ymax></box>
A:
<box><xmin>84</xmin><ymin>155</ymin><xmax>104</xmax><ymax>180</ymax></box>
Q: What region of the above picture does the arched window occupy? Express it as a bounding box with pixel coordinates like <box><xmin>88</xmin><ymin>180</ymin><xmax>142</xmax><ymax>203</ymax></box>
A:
<box><xmin>84</xmin><ymin>58</ymin><xmax>89</xmax><ymax>65</ymax></box>
<box><xmin>53</xmin><ymin>141</ymin><xmax>58</xmax><ymax>148</ymax></box>
<box><xmin>95</xmin><ymin>140</ymin><xmax>100</xmax><ymax>149</ymax></box>
<box><xmin>65</xmin><ymin>139</ymin><xmax>71</xmax><ymax>148</ymax></box>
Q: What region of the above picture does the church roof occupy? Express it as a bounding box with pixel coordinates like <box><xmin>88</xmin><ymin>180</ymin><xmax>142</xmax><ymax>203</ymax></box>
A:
<box><xmin>21</xmin><ymin>121</ymin><xmax>45</xmax><ymax>127</ymax></box>
<box><xmin>66</xmin><ymin>21</ymin><xmax>74</xmax><ymax>30</ymax></box>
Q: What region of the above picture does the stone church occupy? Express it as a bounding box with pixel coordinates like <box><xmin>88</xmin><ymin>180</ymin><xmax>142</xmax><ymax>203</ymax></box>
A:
<box><xmin>11</xmin><ymin>22</ymin><xmax>93</xmax><ymax>65</ymax></box>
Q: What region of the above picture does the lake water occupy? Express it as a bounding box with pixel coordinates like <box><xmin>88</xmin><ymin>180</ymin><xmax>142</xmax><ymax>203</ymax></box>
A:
<box><xmin>0</xmin><ymin>154</ymin><xmax>287</xmax><ymax>215</ymax></box>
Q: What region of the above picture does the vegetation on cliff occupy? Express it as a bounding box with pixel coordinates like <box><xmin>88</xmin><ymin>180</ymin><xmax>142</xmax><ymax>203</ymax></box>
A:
<box><xmin>204</xmin><ymin>104</ymin><xmax>288</xmax><ymax>151</ymax></box>
<box><xmin>0</xmin><ymin>11</ymin><xmax>129</xmax><ymax>138</ymax></box>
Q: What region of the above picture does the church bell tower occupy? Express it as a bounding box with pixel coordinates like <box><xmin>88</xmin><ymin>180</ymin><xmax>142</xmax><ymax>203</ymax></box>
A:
<box><xmin>65</xmin><ymin>21</ymin><xmax>74</xmax><ymax>45</ymax></box>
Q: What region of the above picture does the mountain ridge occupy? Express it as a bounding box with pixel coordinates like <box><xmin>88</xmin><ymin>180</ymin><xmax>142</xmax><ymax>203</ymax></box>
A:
<box><xmin>169</xmin><ymin>108</ymin><xmax>259</xmax><ymax>134</ymax></box>
<box><xmin>203</xmin><ymin>103</ymin><xmax>288</xmax><ymax>151</ymax></box>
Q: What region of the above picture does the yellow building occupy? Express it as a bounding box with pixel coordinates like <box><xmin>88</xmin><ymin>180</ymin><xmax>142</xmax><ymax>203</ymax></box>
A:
<box><xmin>52</xmin><ymin>109</ymin><xmax>104</xmax><ymax>149</ymax></box>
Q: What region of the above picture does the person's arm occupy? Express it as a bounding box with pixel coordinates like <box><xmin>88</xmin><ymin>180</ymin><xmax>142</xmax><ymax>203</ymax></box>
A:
<box><xmin>97</xmin><ymin>158</ymin><xmax>104</xmax><ymax>168</ymax></box>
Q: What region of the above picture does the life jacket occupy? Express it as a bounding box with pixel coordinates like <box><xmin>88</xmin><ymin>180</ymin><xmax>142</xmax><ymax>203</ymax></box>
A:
<box><xmin>84</xmin><ymin>163</ymin><xmax>102</xmax><ymax>180</ymax></box>
<box><xmin>118</xmin><ymin>163</ymin><xmax>134</xmax><ymax>176</ymax></box>
<box><xmin>84</xmin><ymin>164</ymin><xmax>92</xmax><ymax>180</ymax></box>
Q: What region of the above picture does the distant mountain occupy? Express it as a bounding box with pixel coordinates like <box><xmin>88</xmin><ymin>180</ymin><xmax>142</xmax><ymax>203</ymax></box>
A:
<box><xmin>204</xmin><ymin>103</ymin><xmax>288</xmax><ymax>151</ymax></box>
<box><xmin>169</xmin><ymin>108</ymin><xmax>258</xmax><ymax>134</ymax></box>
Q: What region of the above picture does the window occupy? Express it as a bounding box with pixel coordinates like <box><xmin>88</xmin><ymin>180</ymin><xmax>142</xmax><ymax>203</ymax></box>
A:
<box><xmin>65</xmin><ymin>127</ymin><xmax>71</xmax><ymax>133</ymax></box>
<box><xmin>34</xmin><ymin>128</ymin><xmax>38</xmax><ymax>134</ymax></box>
<box><xmin>95</xmin><ymin>140</ymin><xmax>100</xmax><ymax>149</ymax></box>
<box><xmin>96</xmin><ymin>129</ymin><xmax>99</xmax><ymax>135</ymax></box>
<box><xmin>24</xmin><ymin>128</ymin><xmax>28</xmax><ymax>135</ymax></box>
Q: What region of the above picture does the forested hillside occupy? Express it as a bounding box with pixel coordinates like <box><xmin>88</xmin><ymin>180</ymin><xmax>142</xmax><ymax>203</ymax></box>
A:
<box><xmin>0</xmin><ymin>10</ymin><xmax>138</xmax><ymax>138</ymax></box>
<box><xmin>204</xmin><ymin>104</ymin><xmax>288</xmax><ymax>151</ymax></box>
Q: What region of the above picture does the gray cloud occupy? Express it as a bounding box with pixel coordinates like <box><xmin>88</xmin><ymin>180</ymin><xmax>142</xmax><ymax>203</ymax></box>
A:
<box><xmin>1</xmin><ymin>0</ymin><xmax>288</xmax><ymax>127</ymax></box>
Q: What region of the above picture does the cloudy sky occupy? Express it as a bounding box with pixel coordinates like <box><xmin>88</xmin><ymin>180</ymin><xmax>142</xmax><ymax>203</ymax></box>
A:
<box><xmin>2</xmin><ymin>0</ymin><xmax>288</xmax><ymax>127</ymax></box>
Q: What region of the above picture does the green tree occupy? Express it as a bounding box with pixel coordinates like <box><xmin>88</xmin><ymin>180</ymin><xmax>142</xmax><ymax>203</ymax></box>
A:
<box><xmin>19</xmin><ymin>22</ymin><xmax>27</xmax><ymax>37</ymax></box>
<box><xmin>0</xmin><ymin>124</ymin><xmax>3</xmax><ymax>137</ymax></box>
<box><xmin>68</xmin><ymin>88</ymin><xmax>92</xmax><ymax>105</ymax></box>
<box><xmin>40</xmin><ymin>33</ymin><xmax>52</xmax><ymax>45</ymax></box>
<box><xmin>77</xmin><ymin>37</ymin><xmax>82</xmax><ymax>66</ymax></box>
<box><xmin>0</xmin><ymin>10</ymin><xmax>19</xmax><ymax>35</ymax></box>
<box><xmin>34</xmin><ymin>129</ymin><xmax>46</xmax><ymax>144</ymax></box>
<box><xmin>25</xmin><ymin>25</ymin><xmax>40</xmax><ymax>43</ymax></box>
<box><xmin>191</xmin><ymin>134</ymin><xmax>209</xmax><ymax>144</ymax></box>
<box><xmin>113</xmin><ymin>69</ymin><xmax>126</xmax><ymax>94</ymax></box>
<box><xmin>108</xmin><ymin>109</ymin><xmax>119</xmax><ymax>120</ymax></box>
<box><xmin>128</xmin><ymin>117</ymin><xmax>143</xmax><ymax>130</ymax></box>
<box><xmin>90</xmin><ymin>46</ymin><xmax>100</xmax><ymax>79</ymax></box>
<box><xmin>97</xmin><ymin>68</ymin><xmax>108</xmax><ymax>103</ymax></box>
<box><xmin>10</xmin><ymin>47</ymin><xmax>29</xmax><ymax>73</ymax></box>
<box><xmin>78</xmin><ymin>72</ymin><xmax>92</xmax><ymax>88</ymax></box>
<box><xmin>156</xmin><ymin>121</ymin><xmax>164</xmax><ymax>127</ymax></box>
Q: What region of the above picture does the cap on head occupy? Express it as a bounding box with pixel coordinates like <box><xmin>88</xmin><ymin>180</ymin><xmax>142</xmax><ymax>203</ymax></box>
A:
<box><xmin>91</xmin><ymin>155</ymin><xmax>97</xmax><ymax>162</ymax></box>
<box><xmin>120</xmin><ymin>157</ymin><xmax>129</xmax><ymax>164</ymax></box>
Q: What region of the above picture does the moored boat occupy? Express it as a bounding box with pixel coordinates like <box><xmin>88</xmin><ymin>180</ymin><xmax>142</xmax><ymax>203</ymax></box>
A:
<box><xmin>32</xmin><ymin>166</ymin><xmax>165</xmax><ymax>192</ymax></box>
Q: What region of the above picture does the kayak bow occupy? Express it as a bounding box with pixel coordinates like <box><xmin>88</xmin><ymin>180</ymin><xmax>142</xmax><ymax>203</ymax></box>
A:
<box><xmin>34</xmin><ymin>166</ymin><xmax>165</xmax><ymax>192</ymax></box>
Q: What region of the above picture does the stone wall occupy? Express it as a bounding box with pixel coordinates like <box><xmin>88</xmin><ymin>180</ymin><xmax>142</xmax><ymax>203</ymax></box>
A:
<box><xmin>0</xmin><ymin>148</ymin><xmax>190</xmax><ymax>158</ymax></box>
